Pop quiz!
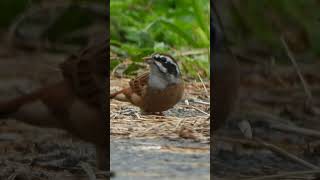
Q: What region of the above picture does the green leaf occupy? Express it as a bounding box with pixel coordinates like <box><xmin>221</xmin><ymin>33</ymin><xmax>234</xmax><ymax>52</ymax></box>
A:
<box><xmin>159</xmin><ymin>19</ymin><xmax>197</xmax><ymax>47</ymax></box>
<box><xmin>191</xmin><ymin>0</ymin><xmax>209</xmax><ymax>40</ymax></box>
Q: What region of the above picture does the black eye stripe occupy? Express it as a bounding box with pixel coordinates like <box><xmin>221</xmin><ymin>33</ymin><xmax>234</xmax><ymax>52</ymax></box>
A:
<box><xmin>151</xmin><ymin>54</ymin><xmax>179</xmax><ymax>77</ymax></box>
<box><xmin>154</xmin><ymin>61</ymin><xmax>166</xmax><ymax>74</ymax></box>
<box><xmin>152</xmin><ymin>55</ymin><xmax>170</xmax><ymax>63</ymax></box>
<box><xmin>166</xmin><ymin>63</ymin><xmax>178</xmax><ymax>76</ymax></box>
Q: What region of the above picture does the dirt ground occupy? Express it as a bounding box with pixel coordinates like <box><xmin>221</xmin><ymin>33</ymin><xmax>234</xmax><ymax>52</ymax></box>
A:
<box><xmin>0</xmin><ymin>48</ymin><xmax>211</xmax><ymax>179</ymax></box>
<box><xmin>2</xmin><ymin>44</ymin><xmax>320</xmax><ymax>179</ymax></box>
<box><xmin>212</xmin><ymin>59</ymin><xmax>320</xmax><ymax>179</ymax></box>
<box><xmin>110</xmin><ymin>78</ymin><xmax>210</xmax><ymax>180</ymax></box>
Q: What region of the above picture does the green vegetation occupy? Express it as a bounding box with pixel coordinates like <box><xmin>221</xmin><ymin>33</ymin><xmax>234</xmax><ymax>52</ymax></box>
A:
<box><xmin>225</xmin><ymin>0</ymin><xmax>320</xmax><ymax>58</ymax></box>
<box><xmin>110</xmin><ymin>0</ymin><xmax>210</xmax><ymax>79</ymax></box>
<box><xmin>0</xmin><ymin>0</ymin><xmax>105</xmax><ymax>48</ymax></box>
<box><xmin>0</xmin><ymin>0</ymin><xmax>318</xmax><ymax>77</ymax></box>
<box><xmin>0</xmin><ymin>0</ymin><xmax>29</xmax><ymax>27</ymax></box>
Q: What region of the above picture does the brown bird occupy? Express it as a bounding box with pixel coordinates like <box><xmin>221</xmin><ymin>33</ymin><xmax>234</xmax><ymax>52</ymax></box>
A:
<box><xmin>0</xmin><ymin>41</ymin><xmax>108</xmax><ymax>170</ymax></box>
<box><xmin>111</xmin><ymin>53</ymin><xmax>184</xmax><ymax>114</ymax></box>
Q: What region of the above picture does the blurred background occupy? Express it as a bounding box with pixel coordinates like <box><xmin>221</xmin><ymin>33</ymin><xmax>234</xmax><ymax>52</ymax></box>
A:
<box><xmin>110</xmin><ymin>0</ymin><xmax>210</xmax><ymax>79</ymax></box>
<box><xmin>213</xmin><ymin>0</ymin><xmax>320</xmax><ymax>179</ymax></box>
<box><xmin>217</xmin><ymin>0</ymin><xmax>320</xmax><ymax>61</ymax></box>
<box><xmin>0</xmin><ymin>0</ymin><xmax>106</xmax><ymax>52</ymax></box>
<box><xmin>0</xmin><ymin>1</ymin><xmax>107</xmax><ymax>179</ymax></box>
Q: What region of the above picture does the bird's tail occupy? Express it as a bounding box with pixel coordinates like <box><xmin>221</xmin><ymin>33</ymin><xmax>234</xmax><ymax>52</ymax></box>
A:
<box><xmin>110</xmin><ymin>88</ymin><xmax>130</xmax><ymax>102</ymax></box>
<box><xmin>110</xmin><ymin>90</ymin><xmax>123</xmax><ymax>99</ymax></box>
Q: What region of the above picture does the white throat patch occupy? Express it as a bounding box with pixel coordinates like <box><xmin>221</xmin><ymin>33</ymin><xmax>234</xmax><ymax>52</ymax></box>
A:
<box><xmin>148</xmin><ymin>73</ymin><xmax>168</xmax><ymax>90</ymax></box>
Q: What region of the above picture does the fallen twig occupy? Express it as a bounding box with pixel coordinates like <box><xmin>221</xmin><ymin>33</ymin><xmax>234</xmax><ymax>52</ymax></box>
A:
<box><xmin>281</xmin><ymin>37</ymin><xmax>313</xmax><ymax>105</ymax></box>
<box><xmin>256</xmin><ymin>138</ymin><xmax>319</xmax><ymax>170</ymax></box>
<box><xmin>214</xmin><ymin>136</ymin><xmax>319</xmax><ymax>171</ymax></box>
<box><xmin>270</xmin><ymin>123</ymin><xmax>320</xmax><ymax>139</ymax></box>
<box><xmin>197</xmin><ymin>73</ymin><xmax>209</xmax><ymax>95</ymax></box>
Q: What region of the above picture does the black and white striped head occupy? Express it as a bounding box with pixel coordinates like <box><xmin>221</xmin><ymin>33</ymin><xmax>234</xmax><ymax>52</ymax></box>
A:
<box><xmin>143</xmin><ymin>53</ymin><xmax>180</xmax><ymax>78</ymax></box>
<box><xmin>143</xmin><ymin>53</ymin><xmax>181</xmax><ymax>88</ymax></box>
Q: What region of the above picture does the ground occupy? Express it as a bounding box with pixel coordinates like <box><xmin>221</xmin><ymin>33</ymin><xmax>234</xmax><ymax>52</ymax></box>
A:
<box><xmin>0</xmin><ymin>48</ymin><xmax>210</xmax><ymax>179</ymax></box>
<box><xmin>110</xmin><ymin>78</ymin><xmax>210</xmax><ymax>180</ymax></box>
<box><xmin>212</xmin><ymin>59</ymin><xmax>320</xmax><ymax>179</ymax></box>
<box><xmin>2</xmin><ymin>45</ymin><xmax>320</xmax><ymax>179</ymax></box>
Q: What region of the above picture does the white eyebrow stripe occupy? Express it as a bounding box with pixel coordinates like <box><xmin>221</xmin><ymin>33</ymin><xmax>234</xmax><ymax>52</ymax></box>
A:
<box><xmin>152</xmin><ymin>54</ymin><xmax>180</xmax><ymax>75</ymax></box>
<box><xmin>154</xmin><ymin>60</ymin><xmax>167</xmax><ymax>73</ymax></box>
<box><xmin>174</xmin><ymin>63</ymin><xmax>180</xmax><ymax>75</ymax></box>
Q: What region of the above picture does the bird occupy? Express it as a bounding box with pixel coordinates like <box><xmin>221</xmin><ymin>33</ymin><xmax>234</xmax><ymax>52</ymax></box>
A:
<box><xmin>0</xmin><ymin>40</ymin><xmax>109</xmax><ymax>171</ymax></box>
<box><xmin>110</xmin><ymin>53</ymin><xmax>184</xmax><ymax>114</ymax></box>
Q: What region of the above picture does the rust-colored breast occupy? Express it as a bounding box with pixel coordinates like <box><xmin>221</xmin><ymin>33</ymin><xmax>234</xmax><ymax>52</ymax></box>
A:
<box><xmin>142</xmin><ymin>81</ymin><xmax>184</xmax><ymax>112</ymax></box>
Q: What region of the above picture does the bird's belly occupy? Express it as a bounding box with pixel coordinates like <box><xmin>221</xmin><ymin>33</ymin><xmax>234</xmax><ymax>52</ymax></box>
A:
<box><xmin>142</xmin><ymin>85</ymin><xmax>183</xmax><ymax>112</ymax></box>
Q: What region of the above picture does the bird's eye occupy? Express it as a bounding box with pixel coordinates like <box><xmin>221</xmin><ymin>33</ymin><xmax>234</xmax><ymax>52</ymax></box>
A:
<box><xmin>160</xmin><ymin>57</ymin><xmax>168</xmax><ymax>63</ymax></box>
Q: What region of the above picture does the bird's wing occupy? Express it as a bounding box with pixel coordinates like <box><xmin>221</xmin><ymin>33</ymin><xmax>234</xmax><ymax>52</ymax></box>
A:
<box><xmin>129</xmin><ymin>72</ymin><xmax>149</xmax><ymax>96</ymax></box>
<box><xmin>59</xmin><ymin>40</ymin><xmax>108</xmax><ymax>107</ymax></box>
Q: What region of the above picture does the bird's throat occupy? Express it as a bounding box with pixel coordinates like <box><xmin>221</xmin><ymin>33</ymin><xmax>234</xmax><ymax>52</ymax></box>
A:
<box><xmin>148</xmin><ymin>74</ymin><xmax>168</xmax><ymax>90</ymax></box>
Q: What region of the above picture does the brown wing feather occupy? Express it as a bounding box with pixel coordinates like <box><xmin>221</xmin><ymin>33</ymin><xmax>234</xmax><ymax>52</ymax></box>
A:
<box><xmin>129</xmin><ymin>72</ymin><xmax>149</xmax><ymax>96</ymax></box>
<box><xmin>59</xmin><ymin>40</ymin><xmax>108</xmax><ymax>107</ymax></box>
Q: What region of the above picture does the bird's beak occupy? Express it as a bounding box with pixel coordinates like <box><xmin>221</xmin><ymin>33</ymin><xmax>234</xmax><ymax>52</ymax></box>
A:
<box><xmin>143</xmin><ymin>56</ymin><xmax>153</xmax><ymax>64</ymax></box>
